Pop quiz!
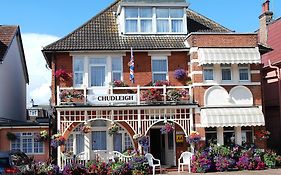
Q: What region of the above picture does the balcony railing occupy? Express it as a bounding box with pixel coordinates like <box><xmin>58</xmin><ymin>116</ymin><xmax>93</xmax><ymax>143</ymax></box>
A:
<box><xmin>57</xmin><ymin>85</ymin><xmax>193</xmax><ymax>106</ymax></box>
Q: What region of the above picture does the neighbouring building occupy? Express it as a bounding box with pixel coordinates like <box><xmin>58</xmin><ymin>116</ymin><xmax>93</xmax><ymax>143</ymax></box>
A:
<box><xmin>260</xmin><ymin>0</ymin><xmax>281</xmax><ymax>154</ymax></box>
<box><xmin>0</xmin><ymin>25</ymin><xmax>50</xmax><ymax>161</ymax></box>
<box><xmin>42</xmin><ymin>0</ymin><xmax>266</xmax><ymax>167</ymax></box>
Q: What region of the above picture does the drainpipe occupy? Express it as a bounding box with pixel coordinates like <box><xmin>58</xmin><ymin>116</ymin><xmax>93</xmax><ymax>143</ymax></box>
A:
<box><xmin>268</xmin><ymin>60</ymin><xmax>281</xmax><ymax>149</ymax></box>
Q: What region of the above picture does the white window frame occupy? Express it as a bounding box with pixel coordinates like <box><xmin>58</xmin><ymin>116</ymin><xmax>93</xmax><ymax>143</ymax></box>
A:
<box><xmin>10</xmin><ymin>132</ymin><xmax>44</xmax><ymax>155</ymax></box>
<box><xmin>203</xmin><ymin>65</ymin><xmax>214</xmax><ymax>82</ymax></box>
<box><xmin>111</xmin><ymin>57</ymin><xmax>123</xmax><ymax>81</ymax></box>
<box><xmin>73</xmin><ymin>58</ymin><xmax>85</xmax><ymax>87</ymax></box>
<box><xmin>28</xmin><ymin>110</ymin><xmax>38</xmax><ymax>117</ymax></box>
<box><xmin>124</xmin><ymin>7</ymin><xmax>186</xmax><ymax>34</ymax></box>
<box><xmin>88</xmin><ymin>58</ymin><xmax>107</xmax><ymax>87</ymax></box>
<box><xmin>221</xmin><ymin>64</ymin><xmax>232</xmax><ymax>81</ymax></box>
<box><xmin>151</xmin><ymin>56</ymin><xmax>168</xmax><ymax>82</ymax></box>
<box><xmin>238</xmin><ymin>64</ymin><xmax>250</xmax><ymax>82</ymax></box>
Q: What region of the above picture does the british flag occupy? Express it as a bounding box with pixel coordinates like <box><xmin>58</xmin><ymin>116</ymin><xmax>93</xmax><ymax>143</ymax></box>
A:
<box><xmin>129</xmin><ymin>47</ymin><xmax>135</xmax><ymax>83</ymax></box>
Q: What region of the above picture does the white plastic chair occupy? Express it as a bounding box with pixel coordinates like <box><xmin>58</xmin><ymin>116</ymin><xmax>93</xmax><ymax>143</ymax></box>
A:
<box><xmin>178</xmin><ymin>151</ymin><xmax>193</xmax><ymax>173</ymax></box>
<box><xmin>145</xmin><ymin>153</ymin><xmax>161</xmax><ymax>175</ymax></box>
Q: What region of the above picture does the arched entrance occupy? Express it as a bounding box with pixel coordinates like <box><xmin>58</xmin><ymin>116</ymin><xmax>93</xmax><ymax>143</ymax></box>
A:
<box><xmin>146</xmin><ymin>121</ymin><xmax>189</xmax><ymax>167</ymax></box>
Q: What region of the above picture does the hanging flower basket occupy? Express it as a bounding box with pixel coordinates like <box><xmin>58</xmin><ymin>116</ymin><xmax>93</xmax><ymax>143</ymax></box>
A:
<box><xmin>254</xmin><ymin>128</ymin><xmax>270</xmax><ymax>140</ymax></box>
<box><xmin>6</xmin><ymin>132</ymin><xmax>17</xmax><ymax>141</ymax></box>
<box><xmin>138</xmin><ymin>136</ymin><xmax>150</xmax><ymax>148</ymax></box>
<box><xmin>160</xmin><ymin>122</ymin><xmax>174</xmax><ymax>134</ymax></box>
<box><xmin>51</xmin><ymin>133</ymin><xmax>66</xmax><ymax>148</ymax></box>
<box><xmin>80</xmin><ymin>125</ymin><xmax>92</xmax><ymax>134</ymax></box>
<box><xmin>174</xmin><ymin>68</ymin><xmax>187</xmax><ymax>80</ymax></box>
<box><xmin>186</xmin><ymin>131</ymin><xmax>201</xmax><ymax>144</ymax></box>
<box><xmin>34</xmin><ymin>130</ymin><xmax>49</xmax><ymax>142</ymax></box>
<box><xmin>133</xmin><ymin>133</ymin><xmax>143</xmax><ymax>140</ymax></box>
<box><xmin>55</xmin><ymin>69</ymin><xmax>69</xmax><ymax>79</ymax></box>
<box><xmin>108</xmin><ymin>123</ymin><xmax>119</xmax><ymax>136</ymax></box>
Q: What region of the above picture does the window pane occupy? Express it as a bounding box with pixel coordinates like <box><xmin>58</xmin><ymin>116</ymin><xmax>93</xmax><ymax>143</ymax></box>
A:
<box><xmin>92</xmin><ymin>120</ymin><xmax>107</xmax><ymax>127</ymax></box>
<box><xmin>222</xmin><ymin>69</ymin><xmax>231</xmax><ymax>80</ymax></box>
<box><xmin>125</xmin><ymin>7</ymin><xmax>138</xmax><ymax>18</ymax></box>
<box><xmin>170</xmin><ymin>9</ymin><xmax>183</xmax><ymax>18</ymax></box>
<box><xmin>152</xmin><ymin>59</ymin><xmax>167</xmax><ymax>72</ymax></box>
<box><xmin>239</xmin><ymin>68</ymin><xmax>249</xmax><ymax>80</ymax></box>
<box><xmin>140</xmin><ymin>8</ymin><xmax>152</xmax><ymax>18</ymax></box>
<box><xmin>141</xmin><ymin>20</ymin><xmax>152</xmax><ymax>32</ymax></box>
<box><xmin>113</xmin><ymin>133</ymin><xmax>122</xmax><ymax>152</ymax></box>
<box><xmin>153</xmin><ymin>74</ymin><xmax>166</xmax><ymax>81</ymax></box>
<box><xmin>76</xmin><ymin>134</ymin><xmax>85</xmax><ymax>154</ymax></box>
<box><xmin>89</xmin><ymin>58</ymin><xmax>106</xmax><ymax>65</ymax></box>
<box><xmin>22</xmin><ymin>138</ymin><xmax>32</xmax><ymax>153</ymax></box>
<box><xmin>157</xmin><ymin>20</ymin><xmax>169</xmax><ymax>32</ymax></box>
<box><xmin>126</xmin><ymin>20</ymin><xmax>138</xmax><ymax>32</ymax></box>
<box><xmin>156</xmin><ymin>8</ymin><xmax>169</xmax><ymax>18</ymax></box>
<box><xmin>172</xmin><ymin>20</ymin><xmax>183</xmax><ymax>32</ymax></box>
<box><xmin>205</xmin><ymin>133</ymin><xmax>217</xmax><ymax>146</ymax></box>
<box><xmin>74</xmin><ymin>73</ymin><xmax>83</xmax><ymax>85</ymax></box>
<box><xmin>124</xmin><ymin>133</ymin><xmax>133</xmax><ymax>150</ymax></box>
<box><xmin>65</xmin><ymin>134</ymin><xmax>74</xmax><ymax>152</ymax></box>
<box><xmin>203</xmin><ymin>69</ymin><xmax>213</xmax><ymax>80</ymax></box>
<box><xmin>112</xmin><ymin>58</ymin><xmax>121</xmax><ymax>71</ymax></box>
<box><xmin>34</xmin><ymin>141</ymin><xmax>43</xmax><ymax>153</ymax></box>
<box><xmin>113</xmin><ymin>72</ymin><xmax>121</xmax><ymax>81</ymax></box>
<box><xmin>92</xmin><ymin>131</ymin><xmax>107</xmax><ymax>150</ymax></box>
<box><xmin>74</xmin><ymin>58</ymin><xmax>84</xmax><ymax>71</ymax></box>
<box><xmin>90</xmin><ymin>66</ymin><xmax>105</xmax><ymax>86</ymax></box>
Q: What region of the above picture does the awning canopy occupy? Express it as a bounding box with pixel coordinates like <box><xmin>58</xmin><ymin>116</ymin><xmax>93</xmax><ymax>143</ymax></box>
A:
<box><xmin>201</xmin><ymin>107</ymin><xmax>265</xmax><ymax>127</ymax></box>
<box><xmin>198</xmin><ymin>48</ymin><xmax>261</xmax><ymax>65</ymax></box>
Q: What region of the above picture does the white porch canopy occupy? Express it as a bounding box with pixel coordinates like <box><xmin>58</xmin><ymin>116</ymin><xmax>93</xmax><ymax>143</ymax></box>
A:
<box><xmin>200</xmin><ymin>107</ymin><xmax>265</xmax><ymax>127</ymax></box>
<box><xmin>198</xmin><ymin>48</ymin><xmax>261</xmax><ymax>65</ymax></box>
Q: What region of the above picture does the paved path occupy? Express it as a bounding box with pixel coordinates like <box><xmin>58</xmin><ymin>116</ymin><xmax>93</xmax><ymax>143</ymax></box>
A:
<box><xmin>165</xmin><ymin>168</ymin><xmax>281</xmax><ymax>175</ymax></box>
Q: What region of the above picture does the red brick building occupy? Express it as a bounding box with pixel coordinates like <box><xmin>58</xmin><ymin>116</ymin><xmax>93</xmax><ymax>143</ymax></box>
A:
<box><xmin>260</xmin><ymin>0</ymin><xmax>281</xmax><ymax>154</ymax></box>
<box><xmin>42</xmin><ymin>0</ymin><xmax>266</xmax><ymax>167</ymax></box>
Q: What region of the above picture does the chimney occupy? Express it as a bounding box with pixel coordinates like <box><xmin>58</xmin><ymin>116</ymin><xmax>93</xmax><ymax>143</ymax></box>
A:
<box><xmin>259</xmin><ymin>0</ymin><xmax>273</xmax><ymax>45</ymax></box>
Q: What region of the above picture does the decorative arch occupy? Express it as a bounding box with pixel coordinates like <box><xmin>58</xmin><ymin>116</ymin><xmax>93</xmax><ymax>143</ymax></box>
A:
<box><xmin>204</xmin><ymin>86</ymin><xmax>232</xmax><ymax>106</ymax></box>
<box><xmin>144</xmin><ymin>119</ymin><xmax>188</xmax><ymax>137</ymax></box>
<box><xmin>229</xmin><ymin>85</ymin><xmax>253</xmax><ymax>105</ymax></box>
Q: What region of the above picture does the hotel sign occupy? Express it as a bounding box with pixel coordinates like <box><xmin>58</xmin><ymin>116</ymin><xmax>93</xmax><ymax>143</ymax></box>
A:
<box><xmin>88</xmin><ymin>94</ymin><xmax>137</xmax><ymax>105</ymax></box>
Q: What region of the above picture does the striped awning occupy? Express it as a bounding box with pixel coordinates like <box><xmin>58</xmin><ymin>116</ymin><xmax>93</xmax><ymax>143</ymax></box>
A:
<box><xmin>200</xmin><ymin>107</ymin><xmax>265</xmax><ymax>127</ymax></box>
<box><xmin>198</xmin><ymin>48</ymin><xmax>261</xmax><ymax>65</ymax></box>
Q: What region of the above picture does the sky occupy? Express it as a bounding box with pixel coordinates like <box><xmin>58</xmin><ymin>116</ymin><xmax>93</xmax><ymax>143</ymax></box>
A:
<box><xmin>0</xmin><ymin>0</ymin><xmax>280</xmax><ymax>106</ymax></box>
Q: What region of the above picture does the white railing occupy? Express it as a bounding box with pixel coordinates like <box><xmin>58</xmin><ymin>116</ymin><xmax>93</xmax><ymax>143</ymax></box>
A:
<box><xmin>57</xmin><ymin>85</ymin><xmax>193</xmax><ymax>106</ymax></box>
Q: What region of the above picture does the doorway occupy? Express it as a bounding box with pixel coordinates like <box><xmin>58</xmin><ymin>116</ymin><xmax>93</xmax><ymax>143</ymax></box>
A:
<box><xmin>149</xmin><ymin>128</ymin><xmax>175</xmax><ymax>167</ymax></box>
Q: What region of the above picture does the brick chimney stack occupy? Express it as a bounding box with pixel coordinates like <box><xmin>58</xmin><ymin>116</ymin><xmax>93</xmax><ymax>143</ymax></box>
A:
<box><xmin>259</xmin><ymin>0</ymin><xmax>273</xmax><ymax>45</ymax></box>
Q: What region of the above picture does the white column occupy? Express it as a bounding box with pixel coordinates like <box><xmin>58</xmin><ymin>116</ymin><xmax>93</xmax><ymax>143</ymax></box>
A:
<box><xmin>84</xmin><ymin>133</ymin><xmax>91</xmax><ymax>160</ymax></box>
<box><xmin>217</xmin><ymin>127</ymin><xmax>224</xmax><ymax>145</ymax></box>
<box><xmin>137</xmin><ymin>109</ymin><xmax>142</xmax><ymax>153</ymax></box>
<box><xmin>235</xmin><ymin>126</ymin><xmax>242</xmax><ymax>145</ymax></box>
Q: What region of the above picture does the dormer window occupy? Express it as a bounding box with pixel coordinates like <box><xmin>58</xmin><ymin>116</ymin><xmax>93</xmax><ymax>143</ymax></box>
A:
<box><xmin>125</xmin><ymin>7</ymin><xmax>153</xmax><ymax>33</ymax></box>
<box><xmin>122</xmin><ymin>6</ymin><xmax>187</xmax><ymax>34</ymax></box>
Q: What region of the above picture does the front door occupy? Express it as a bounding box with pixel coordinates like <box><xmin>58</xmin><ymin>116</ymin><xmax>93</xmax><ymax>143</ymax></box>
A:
<box><xmin>165</xmin><ymin>131</ymin><xmax>176</xmax><ymax>166</ymax></box>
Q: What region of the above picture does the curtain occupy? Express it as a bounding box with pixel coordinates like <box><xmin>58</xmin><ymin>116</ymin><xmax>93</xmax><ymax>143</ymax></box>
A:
<box><xmin>141</xmin><ymin>20</ymin><xmax>152</xmax><ymax>32</ymax></box>
<box><xmin>90</xmin><ymin>66</ymin><xmax>105</xmax><ymax>86</ymax></box>
<box><xmin>152</xmin><ymin>59</ymin><xmax>167</xmax><ymax>72</ymax></box>
<box><xmin>172</xmin><ymin>20</ymin><xmax>183</xmax><ymax>32</ymax></box>
<box><xmin>126</xmin><ymin>20</ymin><xmax>138</xmax><ymax>32</ymax></box>
<box><xmin>157</xmin><ymin>20</ymin><xmax>169</xmax><ymax>32</ymax></box>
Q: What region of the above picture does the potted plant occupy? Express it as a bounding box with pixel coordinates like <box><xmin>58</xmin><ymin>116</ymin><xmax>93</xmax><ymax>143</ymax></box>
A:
<box><xmin>186</xmin><ymin>131</ymin><xmax>201</xmax><ymax>144</ymax></box>
<box><xmin>54</xmin><ymin>69</ymin><xmax>69</xmax><ymax>80</ymax></box>
<box><xmin>51</xmin><ymin>133</ymin><xmax>66</xmax><ymax>148</ymax></box>
<box><xmin>160</xmin><ymin>122</ymin><xmax>174</xmax><ymax>134</ymax></box>
<box><xmin>174</xmin><ymin>68</ymin><xmax>187</xmax><ymax>80</ymax></box>
<box><xmin>254</xmin><ymin>128</ymin><xmax>270</xmax><ymax>140</ymax></box>
<box><xmin>6</xmin><ymin>132</ymin><xmax>17</xmax><ymax>141</ymax></box>
<box><xmin>34</xmin><ymin>130</ymin><xmax>49</xmax><ymax>142</ymax></box>
<box><xmin>80</xmin><ymin>125</ymin><xmax>92</xmax><ymax>134</ymax></box>
<box><xmin>108</xmin><ymin>123</ymin><xmax>119</xmax><ymax>136</ymax></box>
<box><xmin>140</xmin><ymin>88</ymin><xmax>163</xmax><ymax>103</ymax></box>
<box><xmin>59</xmin><ymin>89</ymin><xmax>84</xmax><ymax>103</ymax></box>
<box><xmin>138</xmin><ymin>135</ymin><xmax>150</xmax><ymax>148</ymax></box>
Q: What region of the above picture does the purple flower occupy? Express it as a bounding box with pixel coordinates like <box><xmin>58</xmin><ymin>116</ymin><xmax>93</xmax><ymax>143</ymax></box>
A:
<box><xmin>174</xmin><ymin>68</ymin><xmax>186</xmax><ymax>80</ymax></box>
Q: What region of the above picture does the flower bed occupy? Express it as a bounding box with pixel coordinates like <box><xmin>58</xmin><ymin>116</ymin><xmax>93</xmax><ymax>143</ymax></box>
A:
<box><xmin>191</xmin><ymin>143</ymin><xmax>281</xmax><ymax>173</ymax></box>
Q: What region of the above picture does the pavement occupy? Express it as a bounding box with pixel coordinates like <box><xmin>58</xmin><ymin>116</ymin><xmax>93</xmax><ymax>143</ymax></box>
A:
<box><xmin>165</xmin><ymin>168</ymin><xmax>281</xmax><ymax>175</ymax></box>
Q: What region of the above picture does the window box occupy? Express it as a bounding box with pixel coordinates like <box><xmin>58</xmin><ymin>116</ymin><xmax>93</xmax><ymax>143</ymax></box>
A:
<box><xmin>60</xmin><ymin>89</ymin><xmax>84</xmax><ymax>103</ymax></box>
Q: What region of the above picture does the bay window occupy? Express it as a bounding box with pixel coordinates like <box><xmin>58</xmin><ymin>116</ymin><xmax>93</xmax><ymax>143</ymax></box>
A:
<box><xmin>73</xmin><ymin>58</ymin><xmax>84</xmax><ymax>87</ymax></box>
<box><xmin>11</xmin><ymin>132</ymin><xmax>44</xmax><ymax>154</ymax></box>
<box><xmin>152</xmin><ymin>57</ymin><xmax>168</xmax><ymax>82</ymax></box>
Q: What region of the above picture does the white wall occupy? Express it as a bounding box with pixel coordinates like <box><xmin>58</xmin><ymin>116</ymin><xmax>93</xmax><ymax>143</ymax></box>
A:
<box><xmin>0</xmin><ymin>34</ymin><xmax>27</xmax><ymax>121</ymax></box>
